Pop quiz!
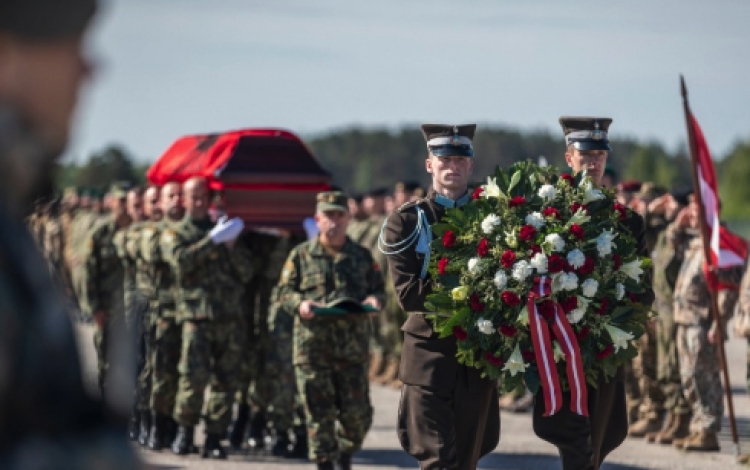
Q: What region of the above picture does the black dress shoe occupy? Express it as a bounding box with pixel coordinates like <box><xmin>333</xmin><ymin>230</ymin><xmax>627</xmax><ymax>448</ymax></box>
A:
<box><xmin>227</xmin><ymin>403</ymin><xmax>249</xmax><ymax>450</ymax></box>
<box><xmin>338</xmin><ymin>453</ymin><xmax>352</xmax><ymax>470</ymax></box>
<box><xmin>147</xmin><ymin>413</ymin><xmax>164</xmax><ymax>451</ymax></box>
<box><xmin>317</xmin><ymin>462</ymin><xmax>334</xmax><ymax>470</ymax></box>
<box><xmin>171</xmin><ymin>426</ymin><xmax>195</xmax><ymax>456</ymax></box>
<box><xmin>202</xmin><ymin>433</ymin><xmax>228</xmax><ymax>460</ymax></box>
<box><xmin>271</xmin><ymin>431</ymin><xmax>291</xmax><ymax>457</ymax></box>
<box><xmin>246</xmin><ymin>410</ymin><xmax>267</xmax><ymax>450</ymax></box>
<box><xmin>287</xmin><ymin>432</ymin><xmax>308</xmax><ymax>459</ymax></box>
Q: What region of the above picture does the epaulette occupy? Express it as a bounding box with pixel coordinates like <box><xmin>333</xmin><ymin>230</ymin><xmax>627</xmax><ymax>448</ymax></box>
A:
<box><xmin>397</xmin><ymin>197</ymin><xmax>427</xmax><ymax>213</ymax></box>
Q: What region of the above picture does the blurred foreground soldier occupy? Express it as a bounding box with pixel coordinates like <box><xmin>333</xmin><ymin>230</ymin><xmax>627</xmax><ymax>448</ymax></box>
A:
<box><xmin>380</xmin><ymin>124</ymin><xmax>500</xmax><ymax>470</ymax></box>
<box><xmin>734</xmin><ymin>262</ymin><xmax>750</xmax><ymax>465</ymax></box>
<box><xmin>531</xmin><ymin>117</ymin><xmax>653</xmax><ymax>470</ymax></box>
<box><xmin>0</xmin><ymin>0</ymin><xmax>140</xmax><ymax>468</ymax></box>
<box><xmin>670</xmin><ymin>201</ymin><xmax>742</xmax><ymax>452</ymax></box>
<box><xmin>277</xmin><ymin>191</ymin><xmax>384</xmax><ymax>470</ymax></box>
<box><xmin>85</xmin><ymin>183</ymin><xmax>132</xmax><ymax>394</ymax></box>
<box><xmin>161</xmin><ymin>177</ymin><xmax>254</xmax><ymax>459</ymax></box>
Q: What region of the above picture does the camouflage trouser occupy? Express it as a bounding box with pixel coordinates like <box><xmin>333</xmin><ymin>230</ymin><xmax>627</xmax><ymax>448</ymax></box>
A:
<box><xmin>632</xmin><ymin>319</ymin><xmax>665</xmax><ymax>417</ymax></box>
<box><xmin>265</xmin><ymin>305</ymin><xmax>303</xmax><ymax>432</ymax></box>
<box><xmin>126</xmin><ymin>294</ymin><xmax>152</xmax><ymax>413</ymax></box>
<box><xmin>150</xmin><ymin>312</ymin><xmax>181</xmax><ymax>417</ymax></box>
<box><xmin>656</xmin><ymin>307</ymin><xmax>690</xmax><ymax>415</ymax></box>
<box><xmin>173</xmin><ymin>318</ymin><xmax>244</xmax><ymax>434</ymax></box>
<box><xmin>93</xmin><ymin>313</ymin><xmax>126</xmax><ymax>393</ymax></box>
<box><xmin>296</xmin><ymin>361</ymin><xmax>373</xmax><ymax>463</ymax></box>
<box><xmin>677</xmin><ymin>324</ymin><xmax>723</xmax><ymax>433</ymax></box>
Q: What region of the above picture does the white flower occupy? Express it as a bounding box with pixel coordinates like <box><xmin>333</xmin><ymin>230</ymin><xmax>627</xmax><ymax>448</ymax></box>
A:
<box><xmin>604</xmin><ymin>323</ymin><xmax>634</xmax><ymax>353</ymax></box>
<box><xmin>583</xmin><ymin>188</ymin><xmax>605</xmax><ymax>203</ymax></box>
<box><xmin>616</xmin><ymin>283</ymin><xmax>625</xmax><ymax>300</ymax></box>
<box><xmin>502</xmin><ymin>344</ymin><xmax>528</xmax><ymax>377</ymax></box>
<box><xmin>530</xmin><ymin>253</ymin><xmax>548</xmax><ymax>274</ymax></box>
<box><xmin>481</xmin><ymin>214</ymin><xmax>501</xmax><ymax>235</ymax></box>
<box><xmin>451</xmin><ymin>286</ymin><xmax>469</xmax><ymax>301</ymax></box>
<box><xmin>476</xmin><ymin>318</ymin><xmax>495</xmax><ymax>335</ymax></box>
<box><xmin>482</xmin><ymin>176</ymin><xmax>502</xmax><ymax>199</ymax></box>
<box><xmin>467</xmin><ymin>258</ymin><xmax>482</xmax><ymax>276</ymax></box>
<box><xmin>525</xmin><ymin>211</ymin><xmax>545</xmax><ymax>230</ymax></box>
<box><xmin>493</xmin><ymin>270</ymin><xmax>508</xmax><ymax>290</ymax></box>
<box><xmin>511</xmin><ymin>260</ymin><xmax>533</xmax><ymax>282</ymax></box>
<box><xmin>579</xmin><ymin>177</ymin><xmax>593</xmax><ymax>190</ymax></box>
<box><xmin>567</xmin><ymin>308</ymin><xmax>586</xmax><ymax>324</ymax></box>
<box><xmin>504</xmin><ymin>230</ymin><xmax>518</xmax><ymax>248</ymax></box>
<box><xmin>559</xmin><ymin>272</ymin><xmax>579</xmax><ymax>291</ymax></box>
<box><xmin>596</xmin><ymin>229</ymin><xmax>617</xmax><ymax>257</ymax></box>
<box><xmin>619</xmin><ymin>259</ymin><xmax>644</xmax><ymax>282</ymax></box>
<box><xmin>567</xmin><ymin>249</ymin><xmax>586</xmax><ymax>269</ymax></box>
<box><xmin>569</xmin><ymin>208</ymin><xmax>591</xmax><ymax>226</ymax></box>
<box><xmin>581</xmin><ymin>278</ymin><xmax>599</xmax><ymax>298</ymax></box>
<box><xmin>518</xmin><ymin>305</ymin><xmax>529</xmax><ymax>326</ymax></box>
<box><xmin>544</xmin><ymin>233</ymin><xmax>566</xmax><ymax>253</ymax></box>
<box><xmin>538</xmin><ymin>184</ymin><xmax>558</xmax><ymax>202</ymax></box>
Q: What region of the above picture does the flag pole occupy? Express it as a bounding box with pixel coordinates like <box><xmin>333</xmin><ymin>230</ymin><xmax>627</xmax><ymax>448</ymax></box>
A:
<box><xmin>680</xmin><ymin>74</ymin><xmax>739</xmax><ymax>453</ymax></box>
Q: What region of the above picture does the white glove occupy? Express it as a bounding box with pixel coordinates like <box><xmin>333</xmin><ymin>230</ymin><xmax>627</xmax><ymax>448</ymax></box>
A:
<box><xmin>223</xmin><ymin>217</ymin><xmax>245</xmax><ymax>241</ymax></box>
<box><xmin>209</xmin><ymin>217</ymin><xmax>244</xmax><ymax>244</ymax></box>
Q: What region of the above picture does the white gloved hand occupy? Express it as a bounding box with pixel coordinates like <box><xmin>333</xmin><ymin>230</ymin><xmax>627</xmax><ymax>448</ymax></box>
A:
<box><xmin>222</xmin><ymin>217</ymin><xmax>245</xmax><ymax>242</ymax></box>
<box><xmin>209</xmin><ymin>217</ymin><xmax>245</xmax><ymax>244</ymax></box>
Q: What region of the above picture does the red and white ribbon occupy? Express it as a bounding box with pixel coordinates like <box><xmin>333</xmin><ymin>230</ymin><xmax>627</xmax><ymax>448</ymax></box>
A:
<box><xmin>527</xmin><ymin>276</ymin><xmax>589</xmax><ymax>417</ymax></box>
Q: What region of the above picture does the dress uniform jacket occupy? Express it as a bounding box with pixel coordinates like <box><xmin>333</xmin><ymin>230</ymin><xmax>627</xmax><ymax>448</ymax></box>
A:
<box><xmin>382</xmin><ymin>188</ymin><xmax>500</xmax><ymax>470</ymax></box>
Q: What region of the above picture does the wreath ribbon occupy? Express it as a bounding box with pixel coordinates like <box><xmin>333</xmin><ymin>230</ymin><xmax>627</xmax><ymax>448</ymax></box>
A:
<box><xmin>527</xmin><ymin>276</ymin><xmax>589</xmax><ymax>417</ymax></box>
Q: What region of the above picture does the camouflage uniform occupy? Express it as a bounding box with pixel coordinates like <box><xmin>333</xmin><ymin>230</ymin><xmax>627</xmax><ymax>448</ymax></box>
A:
<box><xmin>673</xmin><ymin>231</ymin><xmax>743</xmax><ymax>434</ymax></box>
<box><xmin>160</xmin><ymin>216</ymin><xmax>254</xmax><ymax>434</ymax></box>
<box><xmin>654</xmin><ymin>224</ymin><xmax>696</xmax><ymax>419</ymax></box>
<box><xmin>70</xmin><ymin>208</ymin><xmax>100</xmax><ymax>315</ymax></box>
<box><xmin>84</xmin><ymin>217</ymin><xmax>129</xmax><ymax>392</ymax></box>
<box><xmin>276</xmin><ymin>236</ymin><xmax>385</xmax><ymax>463</ymax></box>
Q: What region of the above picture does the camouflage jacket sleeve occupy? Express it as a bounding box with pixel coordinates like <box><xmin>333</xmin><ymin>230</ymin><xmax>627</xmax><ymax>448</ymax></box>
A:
<box><xmin>275</xmin><ymin>247</ymin><xmax>303</xmax><ymax>315</ymax></box>
<box><xmin>160</xmin><ymin>228</ymin><xmax>217</xmax><ymax>276</ymax></box>
<box><xmin>83</xmin><ymin>223</ymin><xmax>105</xmax><ymax>313</ymax></box>
<box><xmin>364</xmin><ymin>248</ymin><xmax>386</xmax><ymax>306</ymax></box>
<box><xmin>715</xmin><ymin>265</ymin><xmax>744</xmax><ymax>329</ymax></box>
<box><xmin>229</xmin><ymin>240</ymin><xmax>255</xmax><ymax>285</ymax></box>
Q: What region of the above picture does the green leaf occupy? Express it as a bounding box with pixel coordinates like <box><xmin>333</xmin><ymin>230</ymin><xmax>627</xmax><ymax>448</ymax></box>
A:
<box><xmin>609</xmin><ymin>306</ymin><xmax>633</xmax><ymax>321</ymax></box>
<box><xmin>508</xmin><ymin>170</ymin><xmax>522</xmax><ymax>193</ymax></box>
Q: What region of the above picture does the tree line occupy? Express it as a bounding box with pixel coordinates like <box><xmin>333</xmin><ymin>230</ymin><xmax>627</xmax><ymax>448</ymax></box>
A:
<box><xmin>56</xmin><ymin>125</ymin><xmax>750</xmax><ymax>220</ymax></box>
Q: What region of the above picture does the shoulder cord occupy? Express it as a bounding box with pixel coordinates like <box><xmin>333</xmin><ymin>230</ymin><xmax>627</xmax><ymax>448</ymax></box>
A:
<box><xmin>378</xmin><ymin>207</ymin><xmax>432</xmax><ymax>280</ymax></box>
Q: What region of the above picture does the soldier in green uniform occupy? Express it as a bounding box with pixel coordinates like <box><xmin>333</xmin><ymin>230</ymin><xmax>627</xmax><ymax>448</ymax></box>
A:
<box><xmin>277</xmin><ymin>191</ymin><xmax>385</xmax><ymax>470</ymax></box>
<box><xmin>531</xmin><ymin>117</ymin><xmax>654</xmax><ymax>470</ymax></box>
<box><xmin>85</xmin><ymin>184</ymin><xmax>132</xmax><ymax>394</ymax></box>
<box><xmin>0</xmin><ymin>0</ymin><xmax>140</xmax><ymax>466</ymax></box>
<box><xmin>160</xmin><ymin>177</ymin><xmax>254</xmax><ymax>459</ymax></box>
<box><xmin>141</xmin><ymin>181</ymin><xmax>184</xmax><ymax>451</ymax></box>
<box><xmin>70</xmin><ymin>188</ymin><xmax>101</xmax><ymax>316</ymax></box>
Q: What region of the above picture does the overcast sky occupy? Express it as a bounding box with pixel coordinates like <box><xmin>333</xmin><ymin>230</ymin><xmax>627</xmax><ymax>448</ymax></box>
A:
<box><xmin>67</xmin><ymin>0</ymin><xmax>750</xmax><ymax>164</ymax></box>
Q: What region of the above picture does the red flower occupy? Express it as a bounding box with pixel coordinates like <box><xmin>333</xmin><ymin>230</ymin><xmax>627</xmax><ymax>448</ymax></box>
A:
<box><xmin>509</xmin><ymin>196</ymin><xmax>527</xmax><ymax>208</ymax></box>
<box><xmin>477</xmin><ymin>238</ymin><xmax>490</xmax><ymax>257</ymax></box>
<box><xmin>501</xmin><ymin>250</ymin><xmax>516</xmax><ymax>268</ymax></box>
<box><xmin>437</xmin><ymin>257</ymin><xmax>449</xmax><ymax>275</ymax></box>
<box><xmin>501</xmin><ymin>291</ymin><xmax>521</xmax><ymax>307</ymax></box>
<box><xmin>499</xmin><ymin>324</ymin><xmax>518</xmax><ymax>337</ymax></box>
<box><xmin>486</xmin><ymin>352</ymin><xmax>504</xmax><ymax>366</ymax></box>
<box><xmin>469</xmin><ymin>294</ymin><xmax>485</xmax><ymax>312</ymax></box>
<box><xmin>560</xmin><ymin>173</ymin><xmax>574</xmax><ymax>184</ymax></box>
<box><xmin>472</xmin><ymin>186</ymin><xmax>484</xmax><ymax>200</ymax></box>
<box><xmin>597</xmin><ymin>298</ymin><xmax>610</xmax><ymax>315</ymax></box>
<box><xmin>612</xmin><ymin>254</ymin><xmax>622</xmax><ymax>270</ymax></box>
<box><xmin>570</xmin><ymin>202</ymin><xmax>589</xmax><ymax>215</ymax></box>
<box><xmin>547</xmin><ymin>254</ymin><xmax>565</xmax><ymax>273</ymax></box>
<box><xmin>529</xmin><ymin>244</ymin><xmax>542</xmax><ymax>255</ymax></box>
<box><xmin>560</xmin><ymin>296</ymin><xmax>578</xmax><ymax>313</ymax></box>
<box><xmin>542</xmin><ymin>207</ymin><xmax>561</xmax><ymax>219</ymax></box>
<box><xmin>537</xmin><ymin>300</ymin><xmax>556</xmax><ymax>320</ymax></box>
<box><xmin>519</xmin><ymin>225</ymin><xmax>537</xmax><ymax>242</ymax></box>
<box><xmin>453</xmin><ymin>326</ymin><xmax>468</xmax><ymax>341</ymax></box>
<box><xmin>613</xmin><ymin>202</ymin><xmax>628</xmax><ymax>220</ymax></box>
<box><xmin>596</xmin><ymin>344</ymin><xmax>614</xmax><ymax>360</ymax></box>
<box><xmin>522</xmin><ymin>350</ymin><xmax>536</xmax><ymax>362</ymax></box>
<box><xmin>443</xmin><ymin>230</ymin><xmax>456</xmax><ymax>249</ymax></box>
<box><xmin>576</xmin><ymin>326</ymin><xmax>591</xmax><ymax>341</ymax></box>
<box><xmin>577</xmin><ymin>257</ymin><xmax>595</xmax><ymax>276</ymax></box>
<box><xmin>569</xmin><ymin>224</ymin><xmax>585</xmax><ymax>241</ymax></box>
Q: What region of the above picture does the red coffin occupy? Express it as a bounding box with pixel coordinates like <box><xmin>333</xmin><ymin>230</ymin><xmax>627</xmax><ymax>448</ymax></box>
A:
<box><xmin>147</xmin><ymin>128</ymin><xmax>331</xmax><ymax>232</ymax></box>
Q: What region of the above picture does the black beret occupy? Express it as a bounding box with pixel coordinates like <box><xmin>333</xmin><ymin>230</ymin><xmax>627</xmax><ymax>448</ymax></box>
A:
<box><xmin>0</xmin><ymin>0</ymin><xmax>97</xmax><ymax>39</ymax></box>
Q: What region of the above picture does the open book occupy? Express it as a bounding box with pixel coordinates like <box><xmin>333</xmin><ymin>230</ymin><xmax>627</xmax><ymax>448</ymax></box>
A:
<box><xmin>311</xmin><ymin>297</ymin><xmax>379</xmax><ymax>315</ymax></box>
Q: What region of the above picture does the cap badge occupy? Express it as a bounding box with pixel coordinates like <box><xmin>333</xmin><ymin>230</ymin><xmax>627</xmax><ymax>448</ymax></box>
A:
<box><xmin>592</xmin><ymin>121</ymin><xmax>604</xmax><ymax>140</ymax></box>
<box><xmin>451</xmin><ymin>126</ymin><xmax>461</xmax><ymax>145</ymax></box>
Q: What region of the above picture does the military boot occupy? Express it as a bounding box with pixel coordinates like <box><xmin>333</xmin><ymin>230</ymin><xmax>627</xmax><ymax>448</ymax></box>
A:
<box><xmin>271</xmin><ymin>430</ymin><xmax>291</xmax><ymax>457</ymax></box>
<box><xmin>287</xmin><ymin>430</ymin><xmax>308</xmax><ymax>459</ymax></box>
<box><xmin>680</xmin><ymin>430</ymin><xmax>720</xmax><ymax>452</ymax></box>
<box><xmin>171</xmin><ymin>426</ymin><xmax>196</xmax><ymax>456</ymax></box>
<box><xmin>317</xmin><ymin>461</ymin><xmax>335</xmax><ymax>470</ymax></box>
<box><xmin>137</xmin><ymin>411</ymin><xmax>151</xmax><ymax>447</ymax></box>
<box><xmin>645</xmin><ymin>412</ymin><xmax>674</xmax><ymax>443</ymax></box>
<box><xmin>202</xmin><ymin>433</ymin><xmax>228</xmax><ymax>460</ymax></box>
<box><xmin>339</xmin><ymin>453</ymin><xmax>352</xmax><ymax>470</ymax></box>
<box><xmin>628</xmin><ymin>414</ymin><xmax>663</xmax><ymax>437</ymax></box>
<box><xmin>656</xmin><ymin>412</ymin><xmax>691</xmax><ymax>445</ymax></box>
<box><xmin>147</xmin><ymin>413</ymin><xmax>164</xmax><ymax>451</ymax></box>
<box><xmin>368</xmin><ymin>354</ymin><xmax>385</xmax><ymax>381</ymax></box>
<box><xmin>374</xmin><ymin>357</ymin><xmax>399</xmax><ymax>385</ymax></box>
<box><xmin>228</xmin><ymin>403</ymin><xmax>250</xmax><ymax>450</ymax></box>
<box><xmin>128</xmin><ymin>409</ymin><xmax>140</xmax><ymax>441</ymax></box>
<box><xmin>247</xmin><ymin>410</ymin><xmax>267</xmax><ymax>450</ymax></box>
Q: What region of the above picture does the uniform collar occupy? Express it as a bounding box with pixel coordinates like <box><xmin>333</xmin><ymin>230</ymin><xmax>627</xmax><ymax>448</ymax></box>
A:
<box><xmin>429</xmin><ymin>188</ymin><xmax>470</xmax><ymax>209</ymax></box>
<box><xmin>310</xmin><ymin>235</ymin><xmax>354</xmax><ymax>257</ymax></box>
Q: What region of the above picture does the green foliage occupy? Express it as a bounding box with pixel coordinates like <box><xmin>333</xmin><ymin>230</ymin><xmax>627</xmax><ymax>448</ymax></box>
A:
<box><xmin>57</xmin><ymin>144</ymin><xmax>147</xmax><ymax>192</ymax></box>
<box><xmin>718</xmin><ymin>141</ymin><xmax>750</xmax><ymax>219</ymax></box>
